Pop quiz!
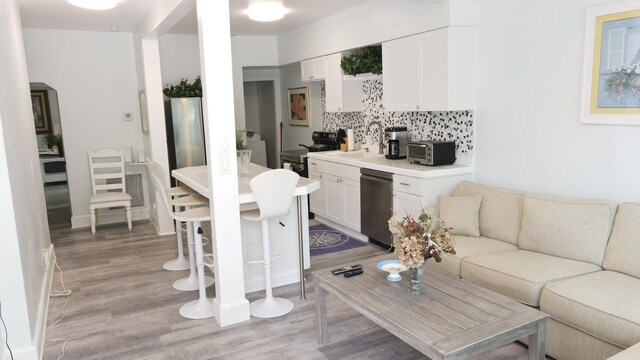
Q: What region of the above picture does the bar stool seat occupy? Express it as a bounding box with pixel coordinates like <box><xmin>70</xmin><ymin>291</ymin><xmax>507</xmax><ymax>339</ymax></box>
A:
<box><xmin>240</xmin><ymin>169</ymin><xmax>300</xmax><ymax>318</ymax></box>
<box><xmin>149</xmin><ymin>162</ymin><xmax>215</xmax><ymax>320</ymax></box>
<box><xmin>170</xmin><ymin>194</ymin><xmax>214</xmax><ymax>291</ymax></box>
<box><xmin>162</xmin><ymin>185</ymin><xmax>197</xmax><ymax>271</ymax></box>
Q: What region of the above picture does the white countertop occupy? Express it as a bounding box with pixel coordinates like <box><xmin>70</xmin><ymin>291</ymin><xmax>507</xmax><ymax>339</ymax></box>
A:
<box><xmin>172</xmin><ymin>163</ymin><xmax>320</xmax><ymax>202</ymax></box>
<box><xmin>307</xmin><ymin>150</ymin><xmax>474</xmax><ymax>178</ymax></box>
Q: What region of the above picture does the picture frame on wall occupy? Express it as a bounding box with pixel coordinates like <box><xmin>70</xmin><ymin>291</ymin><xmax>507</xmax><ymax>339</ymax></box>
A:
<box><xmin>287</xmin><ymin>86</ymin><xmax>311</xmax><ymax>127</ymax></box>
<box><xmin>31</xmin><ymin>90</ymin><xmax>52</xmax><ymax>134</ymax></box>
<box><xmin>580</xmin><ymin>1</ymin><xmax>640</xmax><ymax>125</ymax></box>
<box><xmin>139</xmin><ymin>89</ymin><xmax>149</xmax><ymax>134</ymax></box>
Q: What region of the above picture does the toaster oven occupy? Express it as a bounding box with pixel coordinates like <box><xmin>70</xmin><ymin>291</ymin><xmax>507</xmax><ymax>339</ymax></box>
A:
<box><xmin>407</xmin><ymin>141</ymin><xmax>456</xmax><ymax>166</ymax></box>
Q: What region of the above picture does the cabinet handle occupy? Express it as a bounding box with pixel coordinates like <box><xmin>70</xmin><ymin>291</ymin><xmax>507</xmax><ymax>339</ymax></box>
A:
<box><xmin>400</xmin><ymin>182</ymin><xmax>410</xmax><ymax>186</ymax></box>
<box><xmin>310</xmin><ymin>162</ymin><xmax>317</xmax><ymax>165</ymax></box>
<box><xmin>338</xmin><ymin>107</ymin><xmax>341</xmax><ymax>111</ymax></box>
<box><xmin>319</xmin><ymin>174</ymin><xmax>323</xmax><ymax>178</ymax></box>
<box><xmin>310</xmin><ymin>76</ymin><xmax>314</xmax><ymax>79</ymax></box>
<box><xmin>416</xmin><ymin>105</ymin><xmax>420</xmax><ymax>110</ymax></box>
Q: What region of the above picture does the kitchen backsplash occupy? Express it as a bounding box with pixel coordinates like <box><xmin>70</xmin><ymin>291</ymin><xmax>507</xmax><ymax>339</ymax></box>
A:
<box><xmin>321</xmin><ymin>79</ymin><xmax>474</xmax><ymax>155</ymax></box>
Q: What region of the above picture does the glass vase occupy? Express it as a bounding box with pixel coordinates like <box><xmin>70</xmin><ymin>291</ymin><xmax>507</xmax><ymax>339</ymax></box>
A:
<box><xmin>236</xmin><ymin>149</ymin><xmax>251</xmax><ymax>177</ymax></box>
<box><xmin>407</xmin><ymin>262</ymin><xmax>426</xmax><ymax>295</ymax></box>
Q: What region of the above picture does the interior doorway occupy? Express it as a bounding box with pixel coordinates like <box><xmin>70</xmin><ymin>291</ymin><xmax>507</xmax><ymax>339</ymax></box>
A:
<box><xmin>243</xmin><ymin>80</ymin><xmax>277</xmax><ymax>168</ymax></box>
<box><xmin>30</xmin><ymin>82</ymin><xmax>71</xmax><ymax>229</ymax></box>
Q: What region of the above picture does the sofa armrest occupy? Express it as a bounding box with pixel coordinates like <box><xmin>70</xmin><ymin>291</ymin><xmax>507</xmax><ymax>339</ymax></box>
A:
<box><xmin>608</xmin><ymin>342</ymin><xmax>640</xmax><ymax>360</ymax></box>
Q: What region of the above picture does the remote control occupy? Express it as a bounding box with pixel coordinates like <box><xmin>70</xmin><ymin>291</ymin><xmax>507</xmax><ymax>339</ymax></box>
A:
<box><xmin>331</xmin><ymin>264</ymin><xmax>363</xmax><ymax>275</ymax></box>
<box><xmin>344</xmin><ymin>269</ymin><xmax>363</xmax><ymax>278</ymax></box>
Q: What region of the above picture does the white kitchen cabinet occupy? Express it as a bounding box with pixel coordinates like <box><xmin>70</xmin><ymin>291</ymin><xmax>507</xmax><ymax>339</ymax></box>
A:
<box><xmin>392</xmin><ymin>173</ymin><xmax>473</xmax><ymax>214</ymax></box>
<box><xmin>382</xmin><ymin>26</ymin><xmax>476</xmax><ymax>111</ymax></box>
<box><xmin>382</xmin><ymin>36</ymin><xmax>421</xmax><ymax>111</ymax></box>
<box><xmin>301</xmin><ymin>57</ymin><xmax>326</xmax><ymax>82</ymax></box>
<box><xmin>308</xmin><ymin>170</ymin><xmax>326</xmax><ymax>217</ymax></box>
<box><xmin>308</xmin><ymin>159</ymin><xmax>361</xmax><ymax>232</ymax></box>
<box><xmin>324</xmin><ymin>53</ymin><xmax>365</xmax><ymax>113</ymax></box>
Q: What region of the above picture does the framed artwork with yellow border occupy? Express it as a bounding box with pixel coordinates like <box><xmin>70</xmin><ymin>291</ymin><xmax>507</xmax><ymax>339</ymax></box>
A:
<box><xmin>580</xmin><ymin>1</ymin><xmax>640</xmax><ymax>125</ymax></box>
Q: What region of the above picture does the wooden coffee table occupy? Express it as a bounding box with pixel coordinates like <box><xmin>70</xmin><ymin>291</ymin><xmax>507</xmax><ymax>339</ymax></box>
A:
<box><xmin>313</xmin><ymin>255</ymin><xmax>548</xmax><ymax>360</ymax></box>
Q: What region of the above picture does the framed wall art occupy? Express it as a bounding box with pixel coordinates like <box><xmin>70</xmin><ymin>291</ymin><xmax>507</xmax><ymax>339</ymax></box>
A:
<box><xmin>580</xmin><ymin>1</ymin><xmax>640</xmax><ymax>125</ymax></box>
<box><xmin>287</xmin><ymin>86</ymin><xmax>311</xmax><ymax>127</ymax></box>
<box><xmin>31</xmin><ymin>90</ymin><xmax>52</xmax><ymax>134</ymax></box>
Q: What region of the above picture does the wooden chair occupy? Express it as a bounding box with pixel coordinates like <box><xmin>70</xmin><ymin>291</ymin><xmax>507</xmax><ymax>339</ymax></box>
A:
<box><xmin>88</xmin><ymin>148</ymin><xmax>132</xmax><ymax>235</ymax></box>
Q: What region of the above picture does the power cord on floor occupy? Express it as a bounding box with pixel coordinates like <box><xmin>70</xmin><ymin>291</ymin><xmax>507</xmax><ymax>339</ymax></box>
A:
<box><xmin>45</xmin><ymin>255</ymin><xmax>72</xmax><ymax>360</ymax></box>
<box><xmin>0</xmin><ymin>301</ymin><xmax>14</xmax><ymax>360</ymax></box>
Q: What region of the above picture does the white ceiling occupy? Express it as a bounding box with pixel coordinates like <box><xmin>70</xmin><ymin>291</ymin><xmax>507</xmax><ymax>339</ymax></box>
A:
<box><xmin>18</xmin><ymin>0</ymin><xmax>370</xmax><ymax>35</ymax></box>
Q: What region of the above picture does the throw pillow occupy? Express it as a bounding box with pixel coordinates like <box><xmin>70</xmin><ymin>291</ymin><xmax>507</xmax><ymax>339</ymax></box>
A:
<box><xmin>437</xmin><ymin>194</ymin><xmax>483</xmax><ymax>237</ymax></box>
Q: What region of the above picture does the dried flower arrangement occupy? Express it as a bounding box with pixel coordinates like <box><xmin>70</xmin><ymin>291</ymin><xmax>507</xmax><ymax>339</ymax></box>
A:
<box><xmin>388</xmin><ymin>210</ymin><xmax>456</xmax><ymax>269</ymax></box>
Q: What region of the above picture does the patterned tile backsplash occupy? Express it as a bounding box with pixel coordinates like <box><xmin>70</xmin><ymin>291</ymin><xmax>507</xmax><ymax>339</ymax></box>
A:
<box><xmin>321</xmin><ymin>79</ymin><xmax>474</xmax><ymax>154</ymax></box>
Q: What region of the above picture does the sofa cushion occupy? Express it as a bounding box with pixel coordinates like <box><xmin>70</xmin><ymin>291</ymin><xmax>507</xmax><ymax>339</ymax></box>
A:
<box><xmin>436</xmin><ymin>194</ymin><xmax>482</xmax><ymax>236</ymax></box>
<box><xmin>541</xmin><ymin>270</ymin><xmax>640</xmax><ymax>349</ymax></box>
<box><xmin>603</xmin><ymin>203</ymin><xmax>640</xmax><ymax>278</ymax></box>
<box><xmin>518</xmin><ymin>193</ymin><xmax>618</xmax><ymax>266</ymax></box>
<box><xmin>425</xmin><ymin>235</ymin><xmax>518</xmax><ymax>278</ymax></box>
<box><xmin>461</xmin><ymin>250</ymin><xmax>602</xmax><ymax>306</ymax></box>
<box><xmin>453</xmin><ymin>181</ymin><xmax>524</xmax><ymax>245</ymax></box>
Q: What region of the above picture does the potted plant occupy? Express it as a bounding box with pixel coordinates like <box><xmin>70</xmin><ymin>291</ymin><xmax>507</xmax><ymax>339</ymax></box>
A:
<box><xmin>162</xmin><ymin>77</ymin><xmax>202</xmax><ymax>98</ymax></box>
<box><xmin>41</xmin><ymin>134</ymin><xmax>64</xmax><ymax>156</ymax></box>
<box><xmin>340</xmin><ymin>45</ymin><xmax>383</xmax><ymax>76</ymax></box>
<box><xmin>236</xmin><ymin>129</ymin><xmax>251</xmax><ymax>177</ymax></box>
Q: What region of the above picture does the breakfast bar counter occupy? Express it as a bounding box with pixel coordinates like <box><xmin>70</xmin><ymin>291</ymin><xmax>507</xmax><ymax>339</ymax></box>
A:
<box><xmin>172</xmin><ymin>164</ymin><xmax>320</xmax><ymax>297</ymax></box>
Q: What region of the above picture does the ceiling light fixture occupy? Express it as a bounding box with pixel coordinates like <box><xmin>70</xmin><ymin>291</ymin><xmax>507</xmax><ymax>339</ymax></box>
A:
<box><xmin>245</xmin><ymin>2</ymin><xmax>288</xmax><ymax>22</ymax></box>
<box><xmin>67</xmin><ymin>0</ymin><xmax>118</xmax><ymax>10</ymax></box>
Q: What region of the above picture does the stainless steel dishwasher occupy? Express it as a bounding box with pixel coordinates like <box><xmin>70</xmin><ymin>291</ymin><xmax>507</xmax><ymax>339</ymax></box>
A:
<box><xmin>360</xmin><ymin>168</ymin><xmax>394</xmax><ymax>248</ymax></box>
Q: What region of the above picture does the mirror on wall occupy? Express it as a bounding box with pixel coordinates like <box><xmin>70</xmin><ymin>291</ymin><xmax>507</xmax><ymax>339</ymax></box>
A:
<box><xmin>30</xmin><ymin>82</ymin><xmax>71</xmax><ymax>229</ymax></box>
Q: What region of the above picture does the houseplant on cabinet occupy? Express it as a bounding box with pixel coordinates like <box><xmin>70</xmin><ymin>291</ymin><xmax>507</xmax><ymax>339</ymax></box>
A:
<box><xmin>340</xmin><ymin>45</ymin><xmax>383</xmax><ymax>76</ymax></box>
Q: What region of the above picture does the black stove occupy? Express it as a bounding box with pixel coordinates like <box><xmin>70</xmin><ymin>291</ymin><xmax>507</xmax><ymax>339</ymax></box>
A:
<box><xmin>280</xmin><ymin>131</ymin><xmax>339</xmax><ymax>178</ymax></box>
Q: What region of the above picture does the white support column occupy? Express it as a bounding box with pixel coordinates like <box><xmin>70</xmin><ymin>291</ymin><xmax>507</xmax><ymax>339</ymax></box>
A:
<box><xmin>141</xmin><ymin>38</ymin><xmax>174</xmax><ymax>235</ymax></box>
<box><xmin>196</xmin><ymin>0</ymin><xmax>250</xmax><ymax>326</ymax></box>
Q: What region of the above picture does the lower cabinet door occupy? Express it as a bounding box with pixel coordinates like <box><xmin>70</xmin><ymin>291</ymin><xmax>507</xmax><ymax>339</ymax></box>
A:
<box><xmin>393</xmin><ymin>191</ymin><xmax>424</xmax><ymax>215</ymax></box>
<box><xmin>309</xmin><ymin>170</ymin><xmax>326</xmax><ymax>217</ymax></box>
<box><xmin>324</xmin><ymin>174</ymin><xmax>344</xmax><ymax>224</ymax></box>
<box><xmin>342</xmin><ymin>178</ymin><xmax>360</xmax><ymax>232</ymax></box>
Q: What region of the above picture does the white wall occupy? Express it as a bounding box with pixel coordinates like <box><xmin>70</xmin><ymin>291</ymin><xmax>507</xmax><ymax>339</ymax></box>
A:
<box><xmin>159</xmin><ymin>33</ymin><xmax>201</xmax><ymax>86</ymax></box>
<box><xmin>0</xmin><ymin>0</ymin><xmax>53</xmax><ymax>358</ymax></box>
<box><xmin>474</xmin><ymin>0</ymin><xmax>640</xmax><ymax>203</ymax></box>
<box><xmin>278</xmin><ymin>64</ymin><xmax>323</xmax><ymax>151</ymax></box>
<box><xmin>22</xmin><ymin>29</ymin><xmax>145</xmax><ymax>227</ymax></box>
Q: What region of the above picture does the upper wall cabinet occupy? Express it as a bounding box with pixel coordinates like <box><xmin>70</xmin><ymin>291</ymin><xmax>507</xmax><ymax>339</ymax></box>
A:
<box><xmin>325</xmin><ymin>53</ymin><xmax>366</xmax><ymax>113</ymax></box>
<box><xmin>301</xmin><ymin>57</ymin><xmax>327</xmax><ymax>82</ymax></box>
<box><xmin>382</xmin><ymin>27</ymin><xmax>477</xmax><ymax>111</ymax></box>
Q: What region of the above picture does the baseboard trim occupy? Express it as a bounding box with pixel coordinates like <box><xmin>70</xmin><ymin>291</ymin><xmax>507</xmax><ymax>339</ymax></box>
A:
<box><xmin>212</xmin><ymin>298</ymin><xmax>250</xmax><ymax>327</ymax></box>
<box><xmin>34</xmin><ymin>245</ymin><xmax>55</xmax><ymax>359</ymax></box>
<box><xmin>71</xmin><ymin>207</ymin><xmax>149</xmax><ymax>229</ymax></box>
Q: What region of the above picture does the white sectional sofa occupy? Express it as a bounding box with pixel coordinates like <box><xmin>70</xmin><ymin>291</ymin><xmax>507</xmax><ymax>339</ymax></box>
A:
<box><xmin>425</xmin><ymin>181</ymin><xmax>640</xmax><ymax>360</ymax></box>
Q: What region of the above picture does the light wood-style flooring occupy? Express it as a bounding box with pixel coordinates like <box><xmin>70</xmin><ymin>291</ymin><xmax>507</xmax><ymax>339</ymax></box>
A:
<box><xmin>44</xmin><ymin>216</ymin><xmax>533</xmax><ymax>359</ymax></box>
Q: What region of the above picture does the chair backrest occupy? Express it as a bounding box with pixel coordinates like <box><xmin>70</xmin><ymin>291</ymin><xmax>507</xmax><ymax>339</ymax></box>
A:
<box><xmin>147</xmin><ymin>161</ymin><xmax>177</xmax><ymax>219</ymax></box>
<box><xmin>88</xmin><ymin>148</ymin><xmax>126</xmax><ymax>196</ymax></box>
<box><xmin>250</xmin><ymin>169</ymin><xmax>300</xmax><ymax>220</ymax></box>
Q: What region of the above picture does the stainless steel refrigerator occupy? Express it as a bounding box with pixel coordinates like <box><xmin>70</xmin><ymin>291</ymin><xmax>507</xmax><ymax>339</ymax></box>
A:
<box><xmin>165</xmin><ymin>97</ymin><xmax>206</xmax><ymax>186</ymax></box>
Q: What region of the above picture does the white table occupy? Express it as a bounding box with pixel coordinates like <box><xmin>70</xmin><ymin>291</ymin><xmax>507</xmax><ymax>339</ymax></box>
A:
<box><xmin>172</xmin><ymin>163</ymin><xmax>320</xmax><ymax>299</ymax></box>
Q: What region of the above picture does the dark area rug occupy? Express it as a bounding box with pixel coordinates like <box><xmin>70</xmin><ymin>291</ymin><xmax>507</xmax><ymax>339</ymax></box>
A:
<box><xmin>309</xmin><ymin>223</ymin><xmax>367</xmax><ymax>256</ymax></box>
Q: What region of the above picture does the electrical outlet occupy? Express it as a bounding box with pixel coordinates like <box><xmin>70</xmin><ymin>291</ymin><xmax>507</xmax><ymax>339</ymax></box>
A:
<box><xmin>123</xmin><ymin>112</ymin><xmax>133</xmax><ymax>121</ymax></box>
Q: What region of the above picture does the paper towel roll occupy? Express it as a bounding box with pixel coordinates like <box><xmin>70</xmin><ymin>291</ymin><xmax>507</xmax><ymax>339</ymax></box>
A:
<box><xmin>347</xmin><ymin>129</ymin><xmax>355</xmax><ymax>151</ymax></box>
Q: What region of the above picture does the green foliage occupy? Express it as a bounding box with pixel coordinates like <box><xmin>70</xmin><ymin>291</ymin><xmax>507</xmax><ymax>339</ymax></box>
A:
<box><xmin>340</xmin><ymin>46</ymin><xmax>383</xmax><ymax>76</ymax></box>
<box><xmin>41</xmin><ymin>134</ymin><xmax>62</xmax><ymax>149</ymax></box>
<box><xmin>236</xmin><ymin>129</ymin><xmax>247</xmax><ymax>150</ymax></box>
<box><xmin>163</xmin><ymin>77</ymin><xmax>202</xmax><ymax>98</ymax></box>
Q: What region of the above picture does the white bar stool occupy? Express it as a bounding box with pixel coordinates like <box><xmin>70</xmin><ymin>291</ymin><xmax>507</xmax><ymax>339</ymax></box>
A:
<box><xmin>162</xmin><ymin>185</ymin><xmax>195</xmax><ymax>271</ymax></box>
<box><xmin>240</xmin><ymin>169</ymin><xmax>300</xmax><ymax>318</ymax></box>
<box><xmin>170</xmin><ymin>194</ymin><xmax>214</xmax><ymax>292</ymax></box>
<box><xmin>149</xmin><ymin>162</ymin><xmax>214</xmax><ymax>319</ymax></box>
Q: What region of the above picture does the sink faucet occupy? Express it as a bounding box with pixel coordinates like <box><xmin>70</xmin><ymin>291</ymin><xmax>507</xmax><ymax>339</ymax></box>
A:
<box><xmin>365</xmin><ymin>121</ymin><xmax>385</xmax><ymax>154</ymax></box>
